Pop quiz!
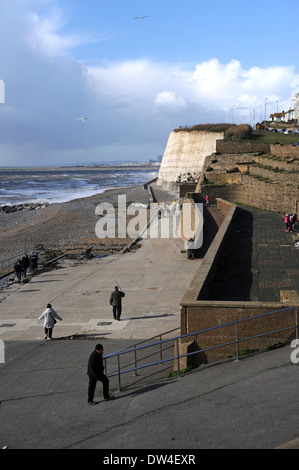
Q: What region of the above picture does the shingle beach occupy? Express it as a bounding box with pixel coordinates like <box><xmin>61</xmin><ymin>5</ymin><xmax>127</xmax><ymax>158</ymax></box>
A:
<box><xmin>1</xmin><ymin>183</ymin><xmax>178</xmax><ymax>269</ymax></box>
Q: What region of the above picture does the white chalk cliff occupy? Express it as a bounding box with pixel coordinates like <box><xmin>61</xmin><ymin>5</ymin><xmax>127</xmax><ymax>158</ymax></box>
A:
<box><xmin>158</xmin><ymin>129</ymin><xmax>225</xmax><ymax>189</ymax></box>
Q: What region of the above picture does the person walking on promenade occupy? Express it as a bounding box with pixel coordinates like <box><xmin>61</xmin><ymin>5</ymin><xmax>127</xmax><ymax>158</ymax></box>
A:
<box><xmin>38</xmin><ymin>303</ymin><xmax>62</xmax><ymax>340</ymax></box>
<box><xmin>109</xmin><ymin>285</ymin><xmax>125</xmax><ymax>321</ymax></box>
<box><xmin>87</xmin><ymin>344</ymin><xmax>115</xmax><ymax>405</ymax></box>
<box><xmin>289</xmin><ymin>213</ymin><xmax>297</xmax><ymax>232</ymax></box>
<box><xmin>187</xmin><ymin>237</ymin><xmax>194</xmax><ymax>260</ymax></box>
<box><xmin>14</xmin><ymin>259</ymin><xmax>23</xmax><ymax>284</ymax></box>
<box><xmin>284</xmin><ymin>213</ymin><xmax>290</xmax><ymax>231</ymax></box>
<box><xmin>205</xmin><ymin>195</ymin><xmax>210</xmax><ymax>207</ymax></box>
<box><xmin>21</xmin><ymin>253</ymin><xmax>30</xmax><ymax>277</ymax></box>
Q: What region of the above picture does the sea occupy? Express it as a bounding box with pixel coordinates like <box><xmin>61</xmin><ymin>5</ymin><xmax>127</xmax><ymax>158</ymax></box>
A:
<box><xmin>0</xmin><ymin>165</ymin><xmax>159</xmax><ymax>206</ymax></box>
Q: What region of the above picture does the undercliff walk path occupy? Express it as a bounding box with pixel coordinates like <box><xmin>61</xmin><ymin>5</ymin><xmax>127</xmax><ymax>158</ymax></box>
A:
<box><xmin>1</xmin><ymin>187</ymin><xmax>299</xmax><ymax>450</ymax></box>
<box><xmin>0</xmin><ymin>184</ymin><xmax>206</xmax><ymax>343</ymax></box>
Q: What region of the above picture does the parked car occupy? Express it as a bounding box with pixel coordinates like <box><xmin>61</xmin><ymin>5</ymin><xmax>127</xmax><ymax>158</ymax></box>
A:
<box><xmin>271</xmin><ymin>128</ymin><xmax>278</xmax><ymax>132</ymax></box>
<box><xmin>293</xmin><ymin>142</ymin><xmax>299</xmax><ymax>146</ymax></box>
<box><xmin>284</xmin><ymin>130</ymin><xmax>293</xmax><ymax>134</ymax></box>
<box><xmin>294</xmin><ymin>129</ymin><xmax>299</xmax><ymax>134</ymax></box>
<box><xmin>278</xmin><ymin>129</ymin><xmax>285</xmax><ymax>133</ymax></box>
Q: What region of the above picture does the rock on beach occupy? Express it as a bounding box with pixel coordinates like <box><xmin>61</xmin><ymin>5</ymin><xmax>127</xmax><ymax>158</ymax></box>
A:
<box><xmin>0</xmin><ymin>202</ymin><xmax>49</xmax><ymax>213</ymax></box>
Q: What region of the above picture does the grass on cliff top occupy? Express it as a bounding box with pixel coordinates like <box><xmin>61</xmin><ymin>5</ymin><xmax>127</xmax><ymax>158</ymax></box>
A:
<box><xmin>243</xmin><ymin>130</ymin><xmax>299</xmax><ymax>145</ymax></box>
<box><xmin>174</xmin><ymin>123</ymin><xmax>234</xmax><ymax>133</ymax></box>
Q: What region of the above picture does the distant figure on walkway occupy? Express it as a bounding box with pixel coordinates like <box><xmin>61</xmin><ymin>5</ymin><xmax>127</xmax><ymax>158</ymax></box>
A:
<box><xmin>164</xmin><ymin>204</ymin><xmax>170</xmax><ymax>218</ymax></box>
<box><xmin>14</xmin><ymin>259</ymin><xmax>23</xmax><ymax>284</ymax></box>
<box><xmin>172</xmin><ymin>200</ymin><xmax>177</xmax><ymax>214</ymax></box>
<box><xmin>21</xmin><ymin>253</ymin><xmax>30</xmax><ymax>277</ymax></box>
<box><xmin>284</xmin><ymin>213</ymin><xmax>290</xmax><ymax>231</ymax></box>
<box><xmin>187</xmin><ymin>237</ymin><xmax>194</xmax><ymax>260</ymax></box>
<box><xmin>87</xmin><ymin>344</ymin><xmax>114</xmax><ymax>405</ymax></box>
<box><xmin>205</xmin><ymin>195</ymin><xmax>210</xmax><ymax>207</ymax></box>
<box><xmin>38</xmin><ymin>303</ymin><xmax>62</xmax><ymax>340</ymax></box>
<box><xmin>289</xmin><ymin>213</ymin><xmax>297</xmax><ymax>232</ymax></box>
<box><xmin>109</xmin><ymin>286</ymin><xmax>125</xmax><ymax>321</ymax></box>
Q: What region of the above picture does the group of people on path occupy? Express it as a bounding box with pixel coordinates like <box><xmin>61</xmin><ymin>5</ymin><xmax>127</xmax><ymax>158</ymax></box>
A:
<box><xmin>38</xmin><ymin>305</ymin><xmax>114</xmax><ymax>404</ymax></box>
<box><xmin>38</xmin><ymin>284</ymin><xmax>126</xmax><ymax>405</ymax></box>
<box><xmin>284</xmin><ymin>213</ymin><xmax>297</xmax><ymax>232</ymax></box>
<box><xmin>13</xmin><ymin>253</ymin><xmax>31</xmax><ymax>284</ymax></box>
<box><xmin>39</xmin><ymin>285</ymin><xmax>126</xmax><ymax>339</ymax></box>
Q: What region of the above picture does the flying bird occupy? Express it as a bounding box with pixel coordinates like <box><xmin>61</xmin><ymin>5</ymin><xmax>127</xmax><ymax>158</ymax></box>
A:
<box><xmin>134</xmin><ymin>16</ymin><xmax>150</xmax><ymax>20</ymax></box>
<box><xmin>76</xmin><ymin>117</ymin><xmax>88</xmax><ymax>121</ymax></box>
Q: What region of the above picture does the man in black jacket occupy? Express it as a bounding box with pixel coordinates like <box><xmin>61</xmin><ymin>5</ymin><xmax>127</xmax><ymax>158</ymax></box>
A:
<box><xmin>109</xmin><ymin>285</ymin><xmax>125</xmax><ymax>320</ymax></box>
<box><xmin>87</xmin><ymin>344</ymin><xmax>114</xmax><ymax>405</ymax></box>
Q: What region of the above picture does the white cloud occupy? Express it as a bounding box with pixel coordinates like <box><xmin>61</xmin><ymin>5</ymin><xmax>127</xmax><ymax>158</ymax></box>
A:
<box><xmin>155</xmin><ymin>91</ymin><xmax>186</xmax><ymax>109</ymax></box>
<box><xmin>26</xmin><ymin>10</ymin><xmax>85</xmax><ymax>57</ymax></box>
<box><xmin>191</xmin><ymin>58</ymin><xmax>298</xmax><ymax>106</ymax></box>
<box><xmin>0</xmin><ymin>2</ymin><xmax>299</xmax><ymax>166</ymax></box>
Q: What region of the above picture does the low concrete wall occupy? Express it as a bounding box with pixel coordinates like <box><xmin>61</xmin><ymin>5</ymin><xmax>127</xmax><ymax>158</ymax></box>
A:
<box><xmin>179</xmin><ymin>183</ymin><xmax>197</xmax><ymax>198</ymax></box>
<box><xmin>181</xmin><ymin>198</ymin><xmax>237</xmax><ymax>303</ymax></box>
<box><xmin>180</xmin><ymin>302</ymin><xmax>297</xmax><ymax>364</ymax></box>
<box><xmin>271</xmin><ymin>144</ymin><xmax>299</xmax><ymax>159</ymax></box>
<box><xmin>179</xmin><ymin>198</ymin><xmax>299</xmax><ymax>366</ymax></box>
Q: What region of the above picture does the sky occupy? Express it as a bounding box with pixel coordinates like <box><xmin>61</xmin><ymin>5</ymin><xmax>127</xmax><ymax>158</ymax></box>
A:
<box><xmin>0</xmin><ymin>0</ymin><xmax>298</xmax><ymax>167</ymax></box>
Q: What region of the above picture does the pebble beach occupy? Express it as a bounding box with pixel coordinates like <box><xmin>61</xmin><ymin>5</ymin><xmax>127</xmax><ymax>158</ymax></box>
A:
<box><xmin>1</xmin><ymin>182</ymin><xmax>178</xmax><ymax>272</ymax></box>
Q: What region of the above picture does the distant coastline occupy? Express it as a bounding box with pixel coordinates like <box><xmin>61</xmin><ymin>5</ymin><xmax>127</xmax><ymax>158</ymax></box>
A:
<box><xmin>0</xmin><ymin>163</ymin><xmax>160</xmax><ymax>172</ymax></box>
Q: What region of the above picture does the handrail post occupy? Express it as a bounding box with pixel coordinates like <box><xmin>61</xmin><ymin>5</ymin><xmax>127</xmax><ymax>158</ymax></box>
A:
<box><xmin>134</xmin><ymin>346</ymin><xmax>138</xmax><ymax>376</ymax></box>
<box><xmin>117</xmin><ymin>355</ymin><xmax>121</xmax><ymax>392</ymax></box>
<box><xmin>235</xmin><ymin>323</ymin><xmax>239</xmax><ymax>361</ymax></box>
<box><xmin>176</xmin><ymin>338</ymin><xmax>180</xmax><ymax>377</ymax></box>
<box><xmin>296</xmin><ymin>308</ymin><xmax>298</xmax><ymax>340</ymax></box>
<box><xmin>159</xmin><ymin>335</ymin><xmax>163</xmax><ymax>364</ymax></box>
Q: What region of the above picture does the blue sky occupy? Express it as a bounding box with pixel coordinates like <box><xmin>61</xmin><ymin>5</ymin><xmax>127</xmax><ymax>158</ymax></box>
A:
<box><xmin>0</xmin><ymin>0</ymin><xmax>298</xmax><ymax>166</ymax></box>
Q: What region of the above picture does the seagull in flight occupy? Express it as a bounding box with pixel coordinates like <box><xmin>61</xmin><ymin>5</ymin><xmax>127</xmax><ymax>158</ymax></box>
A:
<box><xmin>76</xmin><ymin>117</ymin><xmax>88</xmax><ymax>121</ymax></box>
<box><xmin>134</xmin><ymin>16</ymin><xmax>150</xmax><ymax>20</ymax></box>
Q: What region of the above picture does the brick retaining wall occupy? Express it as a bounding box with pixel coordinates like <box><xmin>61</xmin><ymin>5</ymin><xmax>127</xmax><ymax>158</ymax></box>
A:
<box><xmin>198</xmin><ymin>180</ymin><xmax>299</xmax><ymax>213</ymax></box>
<box><xmin>216</xmin><ymin>141</ymin><xmax>270</xmax><ymax>154</ymax></box>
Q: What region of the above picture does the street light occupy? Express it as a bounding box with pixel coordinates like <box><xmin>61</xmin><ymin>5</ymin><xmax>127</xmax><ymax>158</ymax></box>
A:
<box><xmin>265</xmin><ymin>97</ymin><xmax>268</xmax><ymax>121</ymax></box>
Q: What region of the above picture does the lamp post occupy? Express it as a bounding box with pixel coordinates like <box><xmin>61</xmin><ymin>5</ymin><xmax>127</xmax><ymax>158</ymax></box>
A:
<box><xmin>253</xmin><ymin>107</ymin><xmax>260</xmax><ymax>129</ymax></box>
<box><xmin>265</xmin><ymin>97</ymin><xmax>268</xmax><ymax>121</ymax></box>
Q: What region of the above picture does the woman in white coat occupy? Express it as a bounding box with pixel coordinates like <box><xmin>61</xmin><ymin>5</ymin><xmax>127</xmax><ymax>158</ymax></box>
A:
<box><xmin>39</xmin><ymin>303</ymin><xmax>62</xmax><ymax>340</ymax></box>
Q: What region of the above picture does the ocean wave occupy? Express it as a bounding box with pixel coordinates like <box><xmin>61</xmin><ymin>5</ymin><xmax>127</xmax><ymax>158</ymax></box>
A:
<box><xmin>0</xmin><ymin>167</ymin><xmax>158</xmax><ymax>205</ymax></box>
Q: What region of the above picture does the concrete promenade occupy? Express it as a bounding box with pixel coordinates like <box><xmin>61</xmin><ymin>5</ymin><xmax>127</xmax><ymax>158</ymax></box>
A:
<box><xmin>0</xmin><ymin>188</ymin><xmax>299</xmax><ymax>450</ymax></box>
<box><xmin>0</xmin><ymin>224</ymin><xmax>200</xmax><ymax>343</ymax></box>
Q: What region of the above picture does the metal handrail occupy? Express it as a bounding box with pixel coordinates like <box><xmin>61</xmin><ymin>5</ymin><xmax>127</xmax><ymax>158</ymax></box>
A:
<box><xmin>104</xmin><ymin>327</ymin><xmax>179</xmax><ymax>389</ymax></box>
<box><xmin>104</xmin><ymin>326</ymin><xmax>179</xmax><ymax>358</ymax></box>
<box><xmin>104</xmin><ymin>306</ymin><xmax>298</xmax><ymax>391</ymax></box>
